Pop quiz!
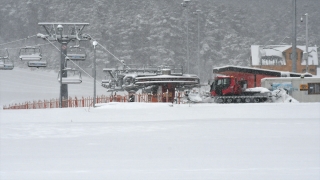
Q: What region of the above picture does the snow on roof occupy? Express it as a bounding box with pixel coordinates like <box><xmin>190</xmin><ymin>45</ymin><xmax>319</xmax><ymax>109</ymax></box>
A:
<box><xmin>268</xmin><ymin>45</ymin><xmax>291</xmax><ymax>52</ymax></box>
<box><xmin>212</xmin><ymin>65</ymin><xmax>303</xmax><ymax>77</ymax></box>
<box><xmin>251</xmin><ymin>45</ymin><xmax>319</xmax><ymax>66</ymax></box>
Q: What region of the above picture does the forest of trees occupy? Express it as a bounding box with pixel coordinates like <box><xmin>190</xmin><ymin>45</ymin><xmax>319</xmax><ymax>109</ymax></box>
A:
<box><xmin>1</xmin><ymin>0</ymin><xmax>319</xmax><ymax>81</ymax></box>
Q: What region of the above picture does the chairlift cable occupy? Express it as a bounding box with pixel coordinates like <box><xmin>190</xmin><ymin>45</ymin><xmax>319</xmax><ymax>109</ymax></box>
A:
<box><xmin>0</xmin><ymin>34</ymin><xmax>38</xmax><ymax>46</ymax></box>
<box><xmin>2</xmin><ymin>42</ymin><xmax>54</xmax><ymax>50</ymax></box>
<box><xmin>85</xmin><ymin>34</ymin><xmax>128</xmax><ymax>68</ymax></box>
<box><xmin>98</xmin><ymin>42</ymin><xmax>129</xmax><ymax>68</ymax></box>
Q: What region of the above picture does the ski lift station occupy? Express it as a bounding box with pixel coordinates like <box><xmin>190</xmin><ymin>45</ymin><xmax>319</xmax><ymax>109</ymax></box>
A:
<box><xmin>102</xmin><ymin>65</ymin><xmax>200</xmax><ymax>102</ymax></box>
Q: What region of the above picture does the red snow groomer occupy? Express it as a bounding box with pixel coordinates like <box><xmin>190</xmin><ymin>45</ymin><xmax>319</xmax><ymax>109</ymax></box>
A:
<box><xmin>210</xmin><ymin>75</ymin><xmax>270</xmax><ymax>103</ymax></box>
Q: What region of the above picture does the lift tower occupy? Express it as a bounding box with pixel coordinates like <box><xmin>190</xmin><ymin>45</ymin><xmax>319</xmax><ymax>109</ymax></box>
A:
<box><xmin>38</xmin><ymin>22</ymin><xmax>90</xmax><ymax>108</ymax></box>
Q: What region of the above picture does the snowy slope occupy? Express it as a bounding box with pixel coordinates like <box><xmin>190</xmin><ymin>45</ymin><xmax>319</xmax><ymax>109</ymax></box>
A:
<box><xmin>1</xmin><ymin>103</ymin><xmax>320</xmax><ymax>180</ymax></box>
<box><xmin>0</xmin><ymin>68</ymin><xmax>107</xmax><ymax>107</ymax></box>
<box><xmin>0</xmin><ymin>68</ymin><xmax>320</xmax><ymax>180</ymax></box>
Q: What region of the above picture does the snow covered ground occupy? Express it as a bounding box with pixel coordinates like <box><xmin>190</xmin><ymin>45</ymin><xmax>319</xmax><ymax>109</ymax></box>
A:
<box><xmin>1</xmin><ymin>68</ymin><xmax>320</xmax><ymax>180</ymax></box>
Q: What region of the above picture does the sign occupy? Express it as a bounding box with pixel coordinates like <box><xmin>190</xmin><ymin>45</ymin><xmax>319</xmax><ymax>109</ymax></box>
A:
<box><xmin>272</xmin><ymin>82</ymin><xmax>293</xmax><ymax>95</ymax></box>
<box><xmin>300</xmin><ymin>84</ymin><xmax>308</xmax><ymax>91</ymax></box>
<box><xmin>62</xmin><ymin>45</ymin><xmax>67</xmax><ymax>50</ymax></box>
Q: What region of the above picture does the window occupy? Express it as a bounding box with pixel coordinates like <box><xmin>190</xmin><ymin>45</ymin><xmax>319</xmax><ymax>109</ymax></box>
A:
<box><xmin>216</xmin><ymin>78</ymin><xmax>230</xmax><ymax>86</ymax></box>
<box><xmin>308</xmin><ymin>83</ymin><xmax>320</xmax><ymax>94</ymax></box>
<box><xmin>289</xmin><ymin>52</ymin><xmax>297</xmax><ymax>60</ymax></box>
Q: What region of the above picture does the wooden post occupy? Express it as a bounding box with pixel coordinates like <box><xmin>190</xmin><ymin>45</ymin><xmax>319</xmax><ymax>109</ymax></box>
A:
<box><xmin>166</xmin><ymin>91</ymin><xmax>168</xmax><ymax>102</ymax></box>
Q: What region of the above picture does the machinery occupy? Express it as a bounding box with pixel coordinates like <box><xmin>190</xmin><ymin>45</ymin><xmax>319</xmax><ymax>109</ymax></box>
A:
<box><xmin>210</xmin><ymin>75</ymin><xmax>271</xmax><ymax>103</ymax></box>
<box><xmin>102</xmin><ymin>65</ymin><xmax>200</xmax><ymax>102</ymax></box>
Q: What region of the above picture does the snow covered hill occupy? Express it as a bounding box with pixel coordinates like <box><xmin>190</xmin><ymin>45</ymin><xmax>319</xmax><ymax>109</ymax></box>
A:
<box><xmin>0</xmin><ymin>68</ymin><xmax>320</xmax><ymax>180</ymax></box>
<box><xmin>0</xmin><ymin>68</ymin><xmax>107</xmax><ymax>107</ymax></box>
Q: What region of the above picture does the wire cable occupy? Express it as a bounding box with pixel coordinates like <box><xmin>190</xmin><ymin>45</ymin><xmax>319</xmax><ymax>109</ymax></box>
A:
<box><xmin>0</xmin><ymin>35</ymin><xmax>38</xmax><ymax>46</ymax></box>
<box><xmin>2</xmin><ymin>42</ymin><xmax>54</xmax><ymax>51</ymax></box>
<box><xmin>42</xmin><ymin>36</ymin><xmax>95</xmax><ymax>79</ymax></box>
<box><xmin>85</xmin><ymin>34</ymin><xmax>128</xmax><ymax>68</ymax></box>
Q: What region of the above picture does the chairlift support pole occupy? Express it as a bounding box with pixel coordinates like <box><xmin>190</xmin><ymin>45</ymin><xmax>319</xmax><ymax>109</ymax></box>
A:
<box><xmin>60</xmin><ymin>42</ymin><xmax>69</xmax><ymax>108</ymax></box>
<box><xmin>38</xmin><ymin>22</ymin><xmax>90</xmax><ymax>108</ymax></box>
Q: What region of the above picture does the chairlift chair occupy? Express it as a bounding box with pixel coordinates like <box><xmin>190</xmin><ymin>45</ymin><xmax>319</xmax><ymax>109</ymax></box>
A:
<box><xmin>0</xmin><ymin>48</ymin><xmax>9</xmax><ymax>60</ymax></box>
<box><xmin>57</xmin><ymin>68</ymin><xmax>82</xmax><ymax>84</ymax></box>
<box><xmin>0</xmin><ymin>60</ymin><xmax>14</xmax><ymax>70</ymax></box>
<box><xmin>0</xmin><ymin>49</ymin><xmax>14</xmax><ymax>70</ymax></box>
<box><xmin>2</xmin><ymin>63</ymin><xmax>14</xmax><ymax>70</ymax></box>
<box><xmin>101</xmin><ymin>79</ymin><xmax>112</xmax><ymax>88</ymax></box>
<box><xmin>27</xmin><ymin>60</ymin><xmax>47</xmax><ymax>68</ymax></box>
<box><xmin>19</xmin><ymin>46</ymin><xmax>42</xmax><ymax>61</ymax></box>
<box><xmin>66</xmin><ymin>45</ymin><xmax>86</xmax><ymax>61</ymax></box>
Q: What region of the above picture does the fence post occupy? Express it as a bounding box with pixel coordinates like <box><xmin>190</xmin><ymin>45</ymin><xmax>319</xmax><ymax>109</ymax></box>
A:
<box><xmin>68</xmin><ymin>97</ymin><xmax>71</xmax><ymax>108</ymax></box>
<box><xmin>74</xmin><ymin>97</ymin><xmax>78</xmax><ymax>107</ymax></box>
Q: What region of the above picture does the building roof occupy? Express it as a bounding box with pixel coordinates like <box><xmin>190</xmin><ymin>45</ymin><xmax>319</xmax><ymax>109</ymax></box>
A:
<box><xmin>251</xmin><ymin>45</ymin><xmax>319</xmax><ymax>66</ymax></box>
<box><xmin>212</xmin><ymin>65</ymin><xmax>311</xmax><ymax>77</ymax></box>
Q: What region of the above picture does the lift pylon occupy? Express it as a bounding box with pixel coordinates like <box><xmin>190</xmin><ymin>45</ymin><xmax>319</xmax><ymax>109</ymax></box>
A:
<box><xmin>38</xmin><ymin>22</ymin><xmax>90</xmax><ymax>108</ymax></box>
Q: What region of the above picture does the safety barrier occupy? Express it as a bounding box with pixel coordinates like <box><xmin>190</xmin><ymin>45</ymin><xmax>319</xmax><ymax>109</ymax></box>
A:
<box><xmin>3</xmin><ymin>92</ymin><xmax>185</xmax><ymax>110</ymax></box>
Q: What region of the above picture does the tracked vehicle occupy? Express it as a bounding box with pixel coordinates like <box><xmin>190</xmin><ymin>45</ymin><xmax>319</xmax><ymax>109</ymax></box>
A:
<box><xmin>210</xmin><ymin>75</ymin><xmax>270</xmax><ymax>103</ymax></box>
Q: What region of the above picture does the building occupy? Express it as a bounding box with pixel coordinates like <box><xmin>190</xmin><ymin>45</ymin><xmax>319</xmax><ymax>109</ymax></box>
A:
<box><xmin>212</xmin><ymin>65</ymin><xmax>311</xmax><ymax>88</ymax></box>
<box><xmin>261</xmin><ymin>77</ymin><xmax>320</xmax><ymax>102</ymax></box>
<box><xmin>251</xmin><ymin>45</ymin><xmax>318</xmax><ymax>75</ymax></box>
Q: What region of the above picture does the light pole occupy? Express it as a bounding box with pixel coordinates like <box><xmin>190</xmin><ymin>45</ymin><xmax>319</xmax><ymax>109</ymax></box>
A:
<box><xmin>194</xmin><ymin>9</ymin><xmax>201</xmax><ymax>78</ymax></box>
<box><xmin>292</xmin><ymin>0</ymin><xmax>297</xmax><ymax>73</ymax></box>
<box><xmin>93</xmin><ymin>40</ymin><xmax>98</xmax><ymax>107</ymax></box>
<box><xmin>181</xmin><ymin>0</ymin><xmax>190</xmax><ymax>73</ymax></box>
<box><xmin>301</xmin><ymin>13</ymin><xmax>309</xmax><ymax>73</ymax></box>
<box><xmin>57</xmin><ymin>24</ymin><xmax>67</xmax><ymax>108</ymax></box>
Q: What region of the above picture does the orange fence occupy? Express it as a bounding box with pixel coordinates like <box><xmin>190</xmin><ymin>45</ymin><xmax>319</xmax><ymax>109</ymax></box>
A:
<box><xmin>3</xmin><ymin>92</ymin><xmax>185</xmax><ymax>110</ymax></box>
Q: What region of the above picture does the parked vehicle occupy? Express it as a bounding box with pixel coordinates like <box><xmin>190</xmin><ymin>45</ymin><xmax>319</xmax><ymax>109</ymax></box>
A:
<box><xmin>210</xmin><ymin>75</ymin><xmax>270</xmax><ymax>103</ymax></box>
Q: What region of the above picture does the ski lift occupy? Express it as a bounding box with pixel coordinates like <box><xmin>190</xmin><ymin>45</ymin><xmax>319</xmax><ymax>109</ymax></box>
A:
<box><xmin>66</xmin><ymin>45</ymin><xmax>86</xmax><ymax>61</ymax></box>
<box><xmin>101</xmin><ymin>79</ymin><xmax>111</xmax><ymax>87</ymax></box>
<box><xmin>27</xmin><ymin>60</ymin><xmax>47</xmax><ymax>68</ymax></box>
<box><xmin>0</xmin><ymin>48</ymin><xmax>9</xmax><ymax>60</ymax></box>
<box><xmin>57</xmin><ymin>68</ymin><xmax>82</xmax><ymax>84</ymax></box>
<box><xmin>0</xmin><ymin>60</ymin><xmax>14</xmax><ymax>70</ymax></box>
<box><xmin>19</xmin><ymin>46</ymin><xmax>42</xmax><ymax>61</ymax></box>
<box><xmin>0</xmin><ymin>49</ymin><xmax>14</xmax><ymax>70</ymax></box>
